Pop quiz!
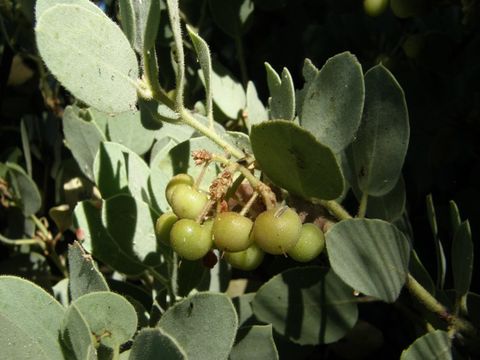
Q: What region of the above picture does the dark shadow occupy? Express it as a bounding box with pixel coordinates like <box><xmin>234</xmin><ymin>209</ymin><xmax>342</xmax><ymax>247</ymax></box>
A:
<box><xmin>139</xmin><ymin>98</ymin><xmax>163</xmax><ymax>130</ymax></box>
<box><xmin>97</xmin><ymin>143</ymin><xmax>126</xmax><ymax>198</ymax></box>
<box><xmin>169</xmin><ymin>140</ymin><xmax>190</xmax><ymax>175</ymax></box>
<box><xmin>281</xmin><ymin>268</ymin><xmax>320</xmax><ymax>342</ymax></box>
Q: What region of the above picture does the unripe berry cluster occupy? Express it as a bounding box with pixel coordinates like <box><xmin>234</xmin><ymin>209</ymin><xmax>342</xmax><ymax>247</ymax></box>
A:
<box><xmin>155</xmin><ymin>173</ymin><xmax>326</xmax><ymax>270</ymax></box>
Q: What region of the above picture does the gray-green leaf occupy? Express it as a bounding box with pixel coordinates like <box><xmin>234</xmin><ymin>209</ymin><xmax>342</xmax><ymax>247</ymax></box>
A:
<box><xmin>245</xmin><ymin>81</ymin><xmax>268</xmax><ymax>132</ymax></box>
<box><xmin>400</xmin><ymin>330</ymin><xmax>451</xmax><ymax>360</ymax></box>
<box><xmin>250</xmin><ymin>120</ymin><xmax>344</xmax><ymax>200</ymax></box>
<box><xmin>352</xmin><ymin>64</ymin><xmax>409</xmax><ymax>196</ymax></box>
<box><xmin>326</xmin><ymin>218</ymin><xmax>411</xmax><ymax>303</ymax></box>
<box><xmin>68</xmin><ymin>240</ymin><xmax>109</xmax><ymax>301</ymax></box>
<box><xmin>252</xmin><ymin>267</ymin><xmax>358</xmax><ymax>345</ymax></box>
<box><xmin>229</xmin><ymin>325</ymin><xmax>278</xmax><ymax>360</ymax></box>
<box><xmin>73</xmin><ymin>291</ymin><xmax>138</xmax><ymax>350</ymax></box>
<box><xmin>265</xmin><ymin>63</ymin><xmax>295</xmax><ymax>120</ymax></box>
<box><xmin>4</xmin><ymin>162</ymin><xmax>41</xmax><ymax>216</ymax></box>
<box><xmin>105</xmin><ymin>110</ymin><xmax>157</xmax><ymax>156</ymax></box>
<box><xmin>187</xmin><ymin>25</ymin><xmax>214</xmax><ymax>122</ymax></box>
<box><xmin>158</xmin><ymin>292</ymin><xmax>238</xmax><ymax>360</ymax></box>
<box><xmin>0</xmin><ymin>276</ymin><xmax>65</xmax><ymax>360</ymax></box>
<box><xmin>36</xmin><ymin>4</ymin><xmax>139</xmax><ymax>112</ymax></box>
<box><xmin>61</xmin><ymin>304</ymin><xmax>97</xmax><ymax>360</ymax></box>
<box><xmin>301</xmin><ymin>52</ymin><xmax>364</xmax><ymax>153</ymax></box>
<box><xmin>73</xmin><ymin>197</ymin><xmax>151</xmax><ymax>275</ymax></box>
<box><xmin>129</xmin><ymin>328</ymin><xmax>187</xmax><ymax>360</ymax></box>
<box><xmin>63</xmin><ymin>106</ymin><xmax>107</xmax><ymax>181</ymax></box>
<box><xmin>93</xmin><ymin>142</ymin><xmax>151</xmax><ymax>202</ymax></box>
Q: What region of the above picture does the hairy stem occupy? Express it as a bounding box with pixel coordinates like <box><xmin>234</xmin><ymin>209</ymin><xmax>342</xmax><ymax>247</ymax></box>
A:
<box><xmin>180</xmin><ymin>109</ymin><xmax>244</xmax><ymax>158</ymax></box>
<box><xmin>406</xmin><ymin>273</ymin><xmax>476</xmax><ymax>336</ymax></box>
<box><xmin>314</xmin><ymin>199</ymin><xmax>352</xmax><ymax>221</ymax></box>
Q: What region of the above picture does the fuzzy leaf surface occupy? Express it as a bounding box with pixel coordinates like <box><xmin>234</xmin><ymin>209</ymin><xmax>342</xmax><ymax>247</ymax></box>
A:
<box><xmin>252</xmin><ymin>267</ymin><xmax>358</xmax><ymax>345</ymax></box>
<box><xmin>250</xmin><ymin>120</ymin><xmax>343</xmax><ymax>200</ymax></box>
<box><xmin>36</xmin><ymin>4</ymin><xmax>139</xmax><ymax>112</ymax></box>
<box><xmin>301</xmin><ymin>52</ymin><xmax>364</xmax><ymax>153</ymax></box>
<box><xmin>326</xmin><ymin>218</ymin><xmax>411</xmax><ymax>303</ymax></box>
<box><xmin>352</xmin><ymin>64</ymin><xmax>409</xmax><ymax>196</ymax></box>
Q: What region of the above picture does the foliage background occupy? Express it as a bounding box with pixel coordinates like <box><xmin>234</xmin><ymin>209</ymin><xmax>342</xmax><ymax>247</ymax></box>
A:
<box><xmin>1</xmin><ymin>0</ymin><xmax>480</xmax><ymax>358</ymax></box>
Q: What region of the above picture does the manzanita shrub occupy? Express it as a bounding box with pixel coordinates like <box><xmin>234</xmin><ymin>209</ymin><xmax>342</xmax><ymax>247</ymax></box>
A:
<box><xmin>0</xmin><ymin>0</ymin><xmax>479</xmax><ymax>359</ymax></box>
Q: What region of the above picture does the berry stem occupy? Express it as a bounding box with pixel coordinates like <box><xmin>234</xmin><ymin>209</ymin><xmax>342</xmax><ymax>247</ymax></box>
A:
<box><xmin>212</xmin><ymin>154</ymin><xmax>276</xmax><ymax>210</ymax></box>
<box><xmin>239</xmin><ymin>191</ymin><xmax>259</xmax><ymax>217</ymax></box>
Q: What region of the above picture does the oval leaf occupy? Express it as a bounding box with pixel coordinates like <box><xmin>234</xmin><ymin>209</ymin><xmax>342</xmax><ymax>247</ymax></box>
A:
<box><xmin>208</xmin><ymin>61</ymin><xmax>246</xmax><ymax>119</ymax></box>
<box><xmin>36</xmin><ymin>4</ymin><xmax>139</xmax><ymax>112</ymax></box>
<box><xmin>129</xmin><ymin>328</ymin><xmax>187</xmax><ymax>360</ymax></box>
<box><xmin>250</xmin><ymin>120</ymin><xmax>344</xmax><ymax>200</ymax></box>
<box><xmin>68</xmin><ymin>241</ymin><xmax>110</xmax><ymax>300</ymax></box>
<box><xmin>400</xmin><ymin>330</ymin><xmax>451</xmax><ymax>360</ymax></box>
<box><xmin>73</xmin><ymin>291</ymin><xmax>138</xmax><ymax>349</ymax></box>
<box><xmin>61</xmin><ymin>304</ymin><xmax>96</xmax><ymax>360</ymax></box>
<box><xmin>0</xmin><ymin>276</ymin><xmax>65</xmax><ymax>360</ymax></box>
<box><xmin>229</xmin><ymin>325</ymin><xmax>279</xmax><ymax>360</ymax></box>
<box><xmin>105</xmin><ymin>110</ymin><xmax>156</xmax><ymax>156</ymax></box>
<box><xmin>245</xmin><ymin>81</ymin><xmax>268</xmax><ymax>132</ymax></box>
<box><xmin>252</xmin><ymin>267</ymin><xmax>358</xmax><ymax>345</ymax></box>
<box><xmin>73</xmin><ymin>199</ymin><xmax>147</xmax><ymax>275</ymax></box>
<box><xmin>36</xmin><ymin>0</ymin><xmax>104</xmax><ymax>20</ymax></box>
<box><xmin>63</xmin><ymin>105</ymin><xmax>107</xmax><ymax>181</ymax></box>
<box><xmin>352</xmin><ymin>64</ymin><xmax>409</xmax><ymax>196</ymax></box>
<box><xmin>326</xmin><ymin>218</ymin><xmax>411</xmax><ymax>303</ymax></box>
<box><xmin>158</xmin><ymin>292</ymin><xmax>238</xmax><ymax>359</ymax></box>
<box><xmin>301</xmin><ymin>52</ymin><xmax>364</xmax><ymax>153</ymax></box>
<box><xmin>5</xmin><ymin>162</ymin><xmax>41</xmax><ymax>217</ymax></box>
<box><xmin>94</xmin><ymin>142</ymin><xmax>150</xmax><ymax>201</ymax></box>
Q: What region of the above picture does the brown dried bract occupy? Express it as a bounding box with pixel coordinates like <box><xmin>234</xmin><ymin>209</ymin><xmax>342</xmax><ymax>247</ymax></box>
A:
<box><xmin>209</xmin><ymin>170</ymin><xmax>233</xmax><ymax>201</ymax></box>
<box><xmin>192</xmin><ymin>149</ymin><xmax>213</xmax><ymax>165</ymax></box>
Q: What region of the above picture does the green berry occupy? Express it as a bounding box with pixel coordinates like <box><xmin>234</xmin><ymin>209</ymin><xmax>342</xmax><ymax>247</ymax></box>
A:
<box><xmin>363</xmin><ymin>0</ymin><xmax>388</xmax><ymax>17</ymax></box>
<box><xmin>169</xmin><ymin>184</ymin><xmax>208</xmax><ymax>220</ymax></box>
<box><xmin>224</xmin><ymin>243</ymin><xmax>264</xmax><ymax>271</ymax></box>
<box><xmin>213</xmin><ymin>212</ymin><xmax>253</xmax><ymax>252</ymax></box>
<box><xmin>287</xmin><ymin>223</ymin><xmax>325</xmax><ymax>262</ymax></box>
<box><xmin>170</xmin><ymin>219</ymin><xmax>211</xmax><ymax>260</ymax></box>
<box><xmin>155</xmin><ymin>212</ymin><xmax>178</xmax><ymax>244</ymax></box>
<box><xmin>165</xmin><ymin>173</ymin><xmax>194</xmax><ymax>204</ymax></box>
<box><xmin>252</xmin><ymin>207</ymin><xmax>302</xmax><ymax>255</ymax></box>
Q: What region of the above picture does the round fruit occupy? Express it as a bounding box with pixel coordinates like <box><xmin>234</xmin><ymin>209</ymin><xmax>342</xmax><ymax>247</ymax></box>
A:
<box><xmin>252</xmin><ymin>207</ymin><xmax>302</xmax><ymax>255</ymax></box>
<box><xmin>169</xmin><ymin>184</ymin><xmax>208</xmax><ymax>220</ymax></box>
<box><xmin>212</xmin><ymin>212</ymin><xmax>253</xmax><ymax>252</ymax></box>
<box><xmin>363</xmin><ymin>0</ymin><xmax>388</xmax><ymax>17</ymax></box>
<box><xmin>155</xmin><ymin>212</ymin><xmax>178</xmax><ymax>244</ymax></box>
<box><xmin>224</xmin><ymin>243</ymin><xmax>264</xmax><ymax>271</ymax></box>
<box><xmin>202</xmin><ymin>219</ymin><xmax>215</xmax><ymax>248</ymax></box>
<box><xmin>165</xmin><ymin>173</ymin><xmax>194</xmax><ymax>204</ymax></box>
<box><xmin>287</xmin><ymin>223</ymin><xmax>325</xmax><ymax>262</ymax></box>
<box><xmin>169</xmin><ymin>219</ymin><xmax>211</xmax><ymax>260</ymax></box>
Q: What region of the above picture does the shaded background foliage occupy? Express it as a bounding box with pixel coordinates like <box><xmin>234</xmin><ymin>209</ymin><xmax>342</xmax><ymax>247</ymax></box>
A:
<box><xmin>0</xmin><ymin>0</ymin><xmax>479</xmax><ymax>358</ymax></box>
